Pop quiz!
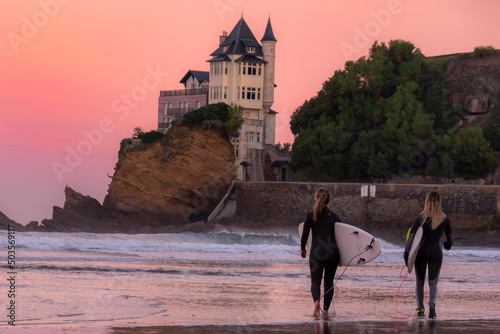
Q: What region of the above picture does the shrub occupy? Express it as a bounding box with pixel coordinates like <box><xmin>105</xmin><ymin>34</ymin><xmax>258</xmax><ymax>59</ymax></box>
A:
<box><xmin>471</xmin><ymin>45</ymin><xmax>496</xmax><ymax>58</ymax></box>
<box><xmin>139</xmin><ymin>130</ymin><xmax>164</xmax><ymax>144</ymax></box>
<box><xmin>183</xmin><ymin>102</ymin><xmax>243</xmax><ymax>137</ymax></box>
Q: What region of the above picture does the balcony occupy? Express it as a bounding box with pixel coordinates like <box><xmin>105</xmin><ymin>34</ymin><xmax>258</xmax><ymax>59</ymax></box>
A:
<box><xmin>160</xmin><ymin>88</ymin><xmax>208</xmax><ymax>97</ymax></box>
<box><xmin>160</xmin><ymin>108</ymin><xmax>194</xmax><ymax>116</ymax></box>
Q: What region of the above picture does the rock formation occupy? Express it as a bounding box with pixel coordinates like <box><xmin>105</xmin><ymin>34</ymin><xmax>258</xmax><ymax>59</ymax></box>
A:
<box><xmin>29</xmin><ymin>126</ymin><xmax>236</xmax><ymax>233</ymax></box>
<box><xmin>0</xmin><ymin>211</ymin><xmax>26</xmax><ymax>231</ymax></box>
<box><xmin>446</xmin><ymin>50</ymin><xmax>500</xmax><ymax>117</ymax></box>
<box><xmin>102</xmin><ymin>126</ymin><xmax>235</xmax><ymax>232</ymax></box>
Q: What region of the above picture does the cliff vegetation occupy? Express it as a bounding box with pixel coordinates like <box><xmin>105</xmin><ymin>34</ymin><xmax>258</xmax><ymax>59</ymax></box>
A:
<box><xmin>290</xmin><ymin>41</ymin><xmax>500</xmax><ymax>183</ymax></box>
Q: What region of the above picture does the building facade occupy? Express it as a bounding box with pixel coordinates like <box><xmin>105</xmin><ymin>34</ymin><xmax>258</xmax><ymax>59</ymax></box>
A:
<box><xmin>157</xmin><ymin>71</ymin><xmax>209</xmax><ymax>129</ymax></box>
<box><xmin>158</xmin><ymin>16</ymin><xmax>290</xmax><ymax>181</ymax></box>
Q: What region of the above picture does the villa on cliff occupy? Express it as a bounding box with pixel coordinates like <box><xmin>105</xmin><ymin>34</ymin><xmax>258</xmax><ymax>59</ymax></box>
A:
<box><xmin>157</xmin><ymin>16</ymin><xmax>291</xmax><ymax>182</ymax></box>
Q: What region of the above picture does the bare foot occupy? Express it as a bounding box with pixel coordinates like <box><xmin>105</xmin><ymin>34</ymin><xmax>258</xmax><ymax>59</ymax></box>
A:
<box><xmin>313</xmin><ymin>301</ymin><xmax>320</xmax><ymax>318</ymax></box>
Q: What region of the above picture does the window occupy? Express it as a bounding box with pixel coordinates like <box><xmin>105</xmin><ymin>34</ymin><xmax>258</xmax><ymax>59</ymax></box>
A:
<box><xmin>224</xmin><ymin>62</ymin><xmax>228</xmax><ymax>75</ymax></box>
<box><xmin>249</xmin><ymin>132</ymin><xmax>254</xmax><ymax>141</ymax></box>
<box><xmin>239</xmin><ymin>87</ymin><xmax>259</xmax><ymax>100</ymax></box>
<box><xmin>224</xmin><ymin>86</ymin><xmax>227</xmax><ymax>99</ymax></box>
<box><xmin>235</xmin><ymin>145</ymin><xmax>239</xmax><ymax>158</ymax></box>
<box><xmin>164</xmin><ymin>103</ymin><xmax>168</xmax><ymax>115</ymax></box>
<box><xmin>256</xmin><ymin>132</ymin><xmax>260</xmax><ymax>142</ymax></box>
<box><xmin>222</xmin><ymin>46</ymin><xmax>228</xmax><ymax>52</ymax></box>
<box><xmin>246</xmin><ymin>87</ymin><xmax>256</xmax><ymax>100</ymax></box>
<box><xmin>246</xmin><ymin>46</ymin><xmax>255</xmax><ymax>53</ymax></box>
<box><xmin>197</xmin><ymin>101</ymin><xmax>201</xmax><ymax>109</ymax></box>
<box><xmin>247</xmin><ymin>63</ymin><xmax>257</xmax><ymax>75</ymax></box>
<box><xmin>258</xmin><ymin>64</ymin><xmax>262</xmax><ymax>76</ymax></box>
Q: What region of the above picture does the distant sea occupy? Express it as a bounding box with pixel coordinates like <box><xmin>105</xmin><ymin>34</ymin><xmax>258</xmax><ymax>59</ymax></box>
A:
<box><xmin>1</xmin><ymin>229</ymin><xmax>499</xmax><ymax>333</ymax></box>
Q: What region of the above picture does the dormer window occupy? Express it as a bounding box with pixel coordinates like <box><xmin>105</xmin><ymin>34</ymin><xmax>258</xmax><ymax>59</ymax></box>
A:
<box><xmin>222</xmin><ymin>46</ymin><xmax>228</xmax><ymax>52</ymax></box>
<box><xmin>246</xmin><ymin>46</ymin><xmax>255</xmax><ymax>53</ymax></box>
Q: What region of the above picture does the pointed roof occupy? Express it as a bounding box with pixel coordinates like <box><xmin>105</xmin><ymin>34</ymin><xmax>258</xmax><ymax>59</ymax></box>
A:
<box><xmin>261</xmin><ymin>17</ymin><xmax>277</xmax><ymax>42</ymax></box>
<box><xmin>210</xmin><ymin>16</ymin><xmax>263</xmax><ymax>57</ymax></box>
<box><xmin>180</xmin><ymin>70</ymin><xmax>209</xmax><ymax>86</ymax></box>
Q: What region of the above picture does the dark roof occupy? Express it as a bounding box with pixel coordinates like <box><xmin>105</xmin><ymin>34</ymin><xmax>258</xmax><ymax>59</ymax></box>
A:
<box><xmin>261</xmin><ymin>17</ymin><xmax>277</xmax><ymax>42</ymax></box>
<box><xmin>180</xmin><ymin>70</ymin><xmax>209</xmax><ymax>86</ymax></box>
<box><xmin>206</xmin><ymin>55</ymin><xmax>232</xmax><ymax>63</ymax></box>
<box><xmin>271</xmin><ymin>160</ymin><xmax>288</xmax><ymax>167</ymax></box>
<box><xmin>234</xmin><ymin>55</ymin><xmax>268</xmax><ymax>64</ymax></box>
<box><xmin>210</xmin><ymin>16</ymin><xmax>264</xmax><ymax>57</ymax></box>
<box><xmin>268</xmin><ymin>109</ymin><xmax>278</xmax><ymax>114</ymax></box>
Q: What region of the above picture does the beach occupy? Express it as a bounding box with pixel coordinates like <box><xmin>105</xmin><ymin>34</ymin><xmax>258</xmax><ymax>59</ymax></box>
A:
<box><xmin>1</xmin><ymin>231</ymin><xmax>499</xmax><ymax>333</ymax></box>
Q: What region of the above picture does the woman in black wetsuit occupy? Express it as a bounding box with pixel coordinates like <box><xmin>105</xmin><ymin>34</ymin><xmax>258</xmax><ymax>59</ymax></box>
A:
<box><xmin>300</xmin><ymin>188</ymin><xmax>341</xmax><ymax>318</ymax></box>
<box><xmin>404</xmin><ymin>191</ymin><xmax>453</xmax><ymax>319</ymax></box>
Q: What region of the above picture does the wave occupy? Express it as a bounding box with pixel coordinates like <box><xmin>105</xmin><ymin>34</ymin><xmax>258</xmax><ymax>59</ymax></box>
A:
<box><xmin>1</xmin><ymin>231</ymin><xmax>497</xmax><ymax>264</ymax></box>
<box><xmin>1</xmin><ymin>230</ymin><xmax>299</xmax><ymax>253</ymax></box>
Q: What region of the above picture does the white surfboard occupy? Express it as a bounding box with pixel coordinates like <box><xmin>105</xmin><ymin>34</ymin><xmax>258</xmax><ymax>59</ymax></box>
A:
<box><xmin>407</xmin><ymin>226</ymin><xmax>423</xmax><ymax>273</ymax></box>
<box><xmin>298</xmin><ymin>222</ymin><xmax>381</xmax><ymax>266</ymax></box>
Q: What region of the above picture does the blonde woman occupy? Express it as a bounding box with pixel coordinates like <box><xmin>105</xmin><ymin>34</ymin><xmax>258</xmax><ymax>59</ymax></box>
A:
<box><xmin>300</xmin><ymin>188</ymin><xmax>341</xmax><ymax>318</ymax></box>
<box><xmin>404</xmin><ymin>191</ymin><xmax>453</xmax><ymax>319</ymax></box>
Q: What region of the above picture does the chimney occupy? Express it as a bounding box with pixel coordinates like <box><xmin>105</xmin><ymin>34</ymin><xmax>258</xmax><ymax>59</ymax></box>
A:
<box><xmin>219</xmin><ymin>31</ymin><xmax>228</xmax><ymax>44</ymax></box>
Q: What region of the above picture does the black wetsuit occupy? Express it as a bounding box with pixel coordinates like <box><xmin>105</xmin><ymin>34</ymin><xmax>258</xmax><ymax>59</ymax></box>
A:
<box><xmin>405</xmin><ymin>214</ymin><xmax>453</xmax><ymax>309</ymax></box>
<box><xmin>301</xmin><ymin>207</ymin><xmax>341</xmax><ymax>311</ymax></box>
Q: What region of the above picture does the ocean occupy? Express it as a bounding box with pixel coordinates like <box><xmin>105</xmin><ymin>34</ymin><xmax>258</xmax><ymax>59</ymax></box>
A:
<box><xmin>1</xmin><ymin>229</ymin><xmax>499</xmax><ymax>333</ymax></box>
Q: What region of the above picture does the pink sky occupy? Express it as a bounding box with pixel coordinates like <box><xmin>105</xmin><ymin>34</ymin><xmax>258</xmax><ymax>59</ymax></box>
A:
<box><xmin>1</xmin><ymin>0</ymin><xmax>499</xmax><ymax>224</ymax></box>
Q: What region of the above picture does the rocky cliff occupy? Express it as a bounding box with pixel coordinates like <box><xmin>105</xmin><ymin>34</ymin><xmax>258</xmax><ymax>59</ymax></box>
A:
<box><xmin>445</xmin><ymin>50</ymin><xmax>500</xmax><ymax>117</ymax></box>
<box><xmin>26</xmin><ymin>126</ymin><xmax>235</xmax><ymax>233</ymax></box>
<box><xmin>102</xmin><ymin>126</ymin><xmax>235</xmax><ymax>232</ymax></box>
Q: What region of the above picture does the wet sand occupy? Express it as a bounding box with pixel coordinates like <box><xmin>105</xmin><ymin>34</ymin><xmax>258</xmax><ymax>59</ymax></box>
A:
<box><xmin>5</xmin><ymin>263</ymin><xmax>500</xmax><ymax>333</ymax></box>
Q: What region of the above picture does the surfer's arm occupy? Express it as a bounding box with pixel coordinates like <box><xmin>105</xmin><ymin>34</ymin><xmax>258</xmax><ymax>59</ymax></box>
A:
<box><xmin>301</xmin><ymin>215</ymin><xmax>312</xmax><ymax>252</ymax></box>
<box><xmin>443</xmin><ymin>217</ymin><xmax>453</xmax><ymax>250</ymax></box>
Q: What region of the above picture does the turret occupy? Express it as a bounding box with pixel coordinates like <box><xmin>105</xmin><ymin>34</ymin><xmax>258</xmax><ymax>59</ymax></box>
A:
<box><xmin>261</xmin><ymin>17</ymin><xmax>277</xmax><ymax>110</ymax></box>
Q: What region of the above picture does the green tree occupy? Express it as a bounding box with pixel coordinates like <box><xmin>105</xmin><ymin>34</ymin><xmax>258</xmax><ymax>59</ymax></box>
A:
<box><xmin>139</xmin><ymin>130</ymin><xmax>164</xmax><ymax>144</ymax></box>
<box><xmin>484</xmin><ymin>116</ymin><xmax>500</xmax><ymax>151</ymax></box>
<box><xmin>132</xmin><ymin>127</ymin><xmax>144</xmax><ymax>139</ymax></box>
<box><xmin>289</xmin><ymin>39</ymin><xmax>483</xmax><ymax>180</ymax></box>
<box><xmin>225</xmin><ymin>104</ymin><xmax>244</xmax><ymax>137</ymax></box>
<box><xmin>440</xmin><ymin>127</ymin><xmax>497</xmax><ymax>176</ymax></box>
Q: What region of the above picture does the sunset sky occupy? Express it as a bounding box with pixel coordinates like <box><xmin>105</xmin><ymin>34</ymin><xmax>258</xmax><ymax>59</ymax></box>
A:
<box><xmin>1</xmin><ymin>0</ymin><xmax>499</xmax><ymax>224</ymax></box>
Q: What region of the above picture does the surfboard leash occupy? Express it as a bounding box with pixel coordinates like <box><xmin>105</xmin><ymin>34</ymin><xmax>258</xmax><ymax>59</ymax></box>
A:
<box><xmin>321</xmin><ymin>241</ymin><xmax>375</xmax><ymax>304</ymax></box>
<box><xmin>395</xmin><ymin>265</ymin><xmax>418</xmax><ymax>317</ymax></box>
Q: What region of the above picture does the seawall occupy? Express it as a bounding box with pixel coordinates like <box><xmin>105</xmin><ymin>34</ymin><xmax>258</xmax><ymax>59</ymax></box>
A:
<box><xmin>212</xmin><ymin>182</ymin><xmax>500</xmax><ymax>246</ymax></box>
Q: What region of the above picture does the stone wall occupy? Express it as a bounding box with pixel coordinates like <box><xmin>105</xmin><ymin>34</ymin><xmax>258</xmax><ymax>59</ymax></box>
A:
<box><xmin>222</xmin><ymin>182</ymin><xmax>500</xmax><ymax>239</ymax></box>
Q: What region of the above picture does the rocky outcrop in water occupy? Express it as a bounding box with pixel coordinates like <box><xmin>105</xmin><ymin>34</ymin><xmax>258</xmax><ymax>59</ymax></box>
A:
<box><xmin>27</xmin><ymin>127</ymin><xmax>235</xmax><ymax>233</ymax></box>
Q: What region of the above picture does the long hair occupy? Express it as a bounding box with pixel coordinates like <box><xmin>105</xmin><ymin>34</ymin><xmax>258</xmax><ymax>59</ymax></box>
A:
<box><xmin>421</xmin><ymin>191</ymin><xmax>446</xmax><ymax>230</ymax></box>
<box><xmin>313</xmin><ymin>188</ymin><xmax>331</xmax><ymax>222</ymax></box>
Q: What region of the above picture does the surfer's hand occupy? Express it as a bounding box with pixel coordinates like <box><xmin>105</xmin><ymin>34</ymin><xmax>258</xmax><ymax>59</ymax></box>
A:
<box><xmin>404</xmin><ymin>252</ymin><xmax>408</xmax><ymax>266</ymax></box>
<box><xmin>443</xmin><ymin>241</ymin><xmax>452</xmax><ymax>250</ymax></box>
<box><xmin>301</xmin><ymin>250</ymin><xmax>306</xmax><ymax>258</ymax></box>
